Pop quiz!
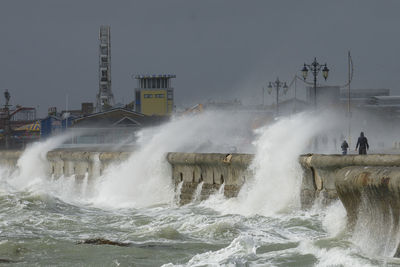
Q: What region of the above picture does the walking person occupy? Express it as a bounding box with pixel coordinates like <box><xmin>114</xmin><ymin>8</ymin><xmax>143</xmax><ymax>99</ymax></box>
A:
<box><xmin>356</xmin><ymin>132</ymin><xmax>369</xmax><ymax>155</ymax></box>
<box><xmin>341</xmin><ymin>140</ymin><xmax>349</xmax><ymax>155</ymax></box>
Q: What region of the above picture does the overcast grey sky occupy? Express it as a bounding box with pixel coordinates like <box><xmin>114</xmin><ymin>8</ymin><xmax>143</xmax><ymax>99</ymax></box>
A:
<box><xmin>1</xmin><ymin>0</ymin><xmax>400</xmax><ymax>115</ymax></box>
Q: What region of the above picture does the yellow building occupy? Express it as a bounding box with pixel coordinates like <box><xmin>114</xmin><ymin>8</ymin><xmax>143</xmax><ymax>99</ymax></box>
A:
<box><xmin>134</xmin><ymin>75</ymin><xmax>175</xmax><ymax>116</ymax></box>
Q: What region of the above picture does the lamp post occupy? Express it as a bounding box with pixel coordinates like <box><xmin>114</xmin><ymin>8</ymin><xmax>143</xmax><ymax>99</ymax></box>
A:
<box><xmin>301</xmin><ymin>57</ymin><xmax>329</xmax><ymax>109</ymax></box>
<box><xmin>267</xmin><ymin>77</ymin><xmax>289</xmax><ymax>116</ymax></box>
<box><xmin>3</xmin><ymin>90</ymin><xmax>11</xmax><ymax>149</ymax></box>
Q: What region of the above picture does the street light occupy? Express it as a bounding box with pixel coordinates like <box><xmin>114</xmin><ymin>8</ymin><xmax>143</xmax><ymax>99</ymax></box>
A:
<box><xmin>3</xmin><ymin>90</ymin><xmax>11</xmax><ymax>149</ymax></box>
<box><xmin>267</xmin><ymin>77</ymin><xmax>289</xmax><ymax>116</ymax></box>
<box><xmin>4</xmin><ymin>90</ymin><xmax>10</xmax><ymax>107</ymax></box>
<box><xmin>301</xmin><ymin>57</ymin><xmax>329</xmax><ymax>108</ymax></box>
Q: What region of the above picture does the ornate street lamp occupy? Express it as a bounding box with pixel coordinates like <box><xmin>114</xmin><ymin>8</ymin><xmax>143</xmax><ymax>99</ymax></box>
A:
<box><xmin>4</xmin><ymin>90</ymin><xmax>10</xmax><ymax>107</ymax></box>
<box><xmin>3</xmin><ymin>90</ymin><xmax>11</xmax><ymax>149</ymax></box>
<box><xmin>301</xmin><ymin>58</ymin><xmax>329</xmax><ymax>108</ymax></box>
<box><xmin>267</xmin><ymin>77</ymin><xmax>289</xmax><ymax>116</ymax></box>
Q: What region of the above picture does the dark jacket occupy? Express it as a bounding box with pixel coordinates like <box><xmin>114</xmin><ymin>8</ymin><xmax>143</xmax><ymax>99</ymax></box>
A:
<box><xmin>356</xmin><ymin>133</ymin><xmax>369</xmax><ymax>150</ymax></box>
<box><xmin>341</xmin><ymin>141</ymin><xmax>349</xmax><ymax>151</ymax></box>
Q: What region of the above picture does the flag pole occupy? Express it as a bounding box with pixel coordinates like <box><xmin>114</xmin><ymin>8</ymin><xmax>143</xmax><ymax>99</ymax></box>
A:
<box><xmin>348</xmin><ymin>51</ymin><xmax>352</xmax><ymax>148</ymax></box>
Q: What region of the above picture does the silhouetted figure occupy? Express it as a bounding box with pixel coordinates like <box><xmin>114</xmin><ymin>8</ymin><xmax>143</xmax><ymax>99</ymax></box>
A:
<box><xmin>356</xmin><ymin>132</ymin><xmax>369</xmax><ymax>155</ymax></box>
<box><xmin>341</xmin><ymin>140</ymin><xmax>349</xmax><ymax>155</ymax></box>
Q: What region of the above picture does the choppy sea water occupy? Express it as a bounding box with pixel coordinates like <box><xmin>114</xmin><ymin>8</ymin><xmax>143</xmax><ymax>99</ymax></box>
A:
<box><xmin>1</xmin><ymin>191</ymin><xmax>399</xmax><ymax>266</ymax></box>
<box><xmin>1</xmin><ymin>111</ymin><xmax>400</xmax><ymax>266</ymax></box>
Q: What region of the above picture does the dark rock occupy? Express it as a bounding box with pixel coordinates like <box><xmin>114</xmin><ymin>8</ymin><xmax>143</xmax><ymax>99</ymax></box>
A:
<box><xmin>78</xmin><ymin>238</ymin><xmax>130</xmax><ymax>247</ymax></box>
<box><xmin>0</xmin><ymin>259</ymin><xmax>15</xmax><ymax>263</ymax></box>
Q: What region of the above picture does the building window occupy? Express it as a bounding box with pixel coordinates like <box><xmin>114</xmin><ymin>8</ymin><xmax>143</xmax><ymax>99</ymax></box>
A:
<box><xmin>144</xmin><ymin>94</ymin><xmax>153</xmax><ymax>98</ymax></box>
<box><xmin>155</xmin><ymin>94</ymin><xmax>165</xmax><ymax>98</ymax></box>
<box><xmin>157</xmin><ymin>79</ymin><xmax>161</xmax><ymax>88</ymax></box>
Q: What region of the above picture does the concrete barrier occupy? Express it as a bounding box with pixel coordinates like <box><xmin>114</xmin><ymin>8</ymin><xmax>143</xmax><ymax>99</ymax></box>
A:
<box><xmin>4</xmin><ymin>148</ymin><xmax>400</xmax><ymax>249</ymax></box>
<box><xmin>3</xmin><ymin>149</ymin><xmax>400</xmax><ymax>255</ymax></box>
<box><xmin>335</xmin><ymin>166</ymin><xmax>400</xmax><ymax>227</ymax></box>
<box><xmin>0</xmin><ymin>150</ymin><xmax>363</xmax><ymax>209</ymax></box>
<box><xmin>299</xmin><ymin>153</ymin><xmax>400</xmax><ymax>256</ymax></box>
<box><xmin>167</xmin><ymin>152</ymin><xmax>253</xmax><ymax>204</ymax></box>
<box><xmin>0</xmin><ymin>150</ymin><xmax>255</xmax><ymax>205</ymax></box>
<box><xmin>0</xmin><ymin>150</ymin><xmax>130</xmax><ymax>183</ymax></box>
<box><xmin>0</xmin><ymin>151</ymin><xmax>22</xmax><ymax>171</ymax></box>
<box><xmin>299</xmin><ymin>154</ymin><xmax>400</xmax><ymax>207</ymax></box>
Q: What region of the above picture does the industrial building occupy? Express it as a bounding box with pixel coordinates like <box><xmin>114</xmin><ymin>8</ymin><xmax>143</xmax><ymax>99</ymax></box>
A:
<box><xmin>134</xmin><ymin>74</ymin><xmax>176</xmax><ymax>116</ymax></box>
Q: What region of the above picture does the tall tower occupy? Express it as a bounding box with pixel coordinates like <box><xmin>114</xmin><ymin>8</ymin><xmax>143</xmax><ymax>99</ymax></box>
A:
<box><xmin>96</xmin><ymin>25</ymin><xmax>114</xmax><ymax>112</ymax></box>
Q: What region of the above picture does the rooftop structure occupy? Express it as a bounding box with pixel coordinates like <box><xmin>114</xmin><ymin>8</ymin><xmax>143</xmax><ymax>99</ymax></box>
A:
<box><xmin>134</xmin><ymin>74</ymin><xmax>176</xmax><ymax>116</ymax></box>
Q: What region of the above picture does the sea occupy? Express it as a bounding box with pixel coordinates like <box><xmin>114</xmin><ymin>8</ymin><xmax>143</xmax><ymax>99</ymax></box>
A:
<box><xmin>1</xmin><ymin>111</ymin><xmax>400</xmax><ymax>266</ymax></box>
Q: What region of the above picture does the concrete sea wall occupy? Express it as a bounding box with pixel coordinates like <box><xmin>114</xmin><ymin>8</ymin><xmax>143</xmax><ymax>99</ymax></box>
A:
<box><xmin>166</xmin><ymin>152</ymin><xmax>253</xmax><ymax>204</ymax></box>
<box><xmin>299</xmin><ymin>154</ymin><xmax>400</xmax><ymax>207</ymax></box>
<box><xmin>0</xmin><ymin>150</ymin><xmax>22</xmax><ymax>168</ymax></box>
<box><xmin>0</xmin><ymin>150</ymin><xmax>254</xmax><ymax>205</ymax></box>
<box><xmin>0</xmin><ymin>150</ymin><xmax>131</xmax><ymax>182</ymax></box>
<box><xmin>4</xmin><ymin>149</ymin><xmax>400</xmax><ymax>256</ymax></box>
<box><xmin>4</xmin><ymin>148</ymin><xmax>400</xmax><ymax>252</ymax></box>
<box><xmin>299</xmin><ymin>154</ymin><xmax>400</xmax><ymax>256</ymax></box>
<box><xmin>47</xmin><ymin>150</ymin><xmax>131</xmax><ymax>181</ymax></box>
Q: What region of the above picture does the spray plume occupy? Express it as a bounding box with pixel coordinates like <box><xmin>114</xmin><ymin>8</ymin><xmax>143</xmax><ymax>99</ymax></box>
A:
<box><xmin>90</xmin><ymin>110</ymin><xmax>255</xmax><ymax>208</ymax></box>
<box><xmin>207</xmin><ymin>111</ymin><xmax>340</xmax><ymax>216</ymax></box>
<box><xmin>6</xmin><ymin>133</ymin><xmax>74</xmax><ymax>191</ymax></box>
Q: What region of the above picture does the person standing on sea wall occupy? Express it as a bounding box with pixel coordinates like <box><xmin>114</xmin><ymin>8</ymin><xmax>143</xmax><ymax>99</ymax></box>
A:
<box><xmin>341</xmin><ymin>140</ymin><xmax>349</xmax><ymax>155</ymax></box>
<box><xmin>356</xmin><ymin>132</ymin><xmax>369</xmax><ymax>155</ymax></box>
